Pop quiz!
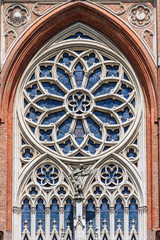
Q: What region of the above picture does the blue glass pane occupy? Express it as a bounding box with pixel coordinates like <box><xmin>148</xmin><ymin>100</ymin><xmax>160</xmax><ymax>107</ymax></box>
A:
<box><xmin>24</xmin><ymin>234</ymin><xmax>29</xmax><ymax>240</ymax></box>
<box><xmin>117</xmin><ymin>234</ymin><xmax>122</xmax><ymax>240</ymax></box>
<box><xmin>88</xmin><ymin>234</ymin><xmax>94</xmax><ymax>240</ymax></box>
<box><xmin>42</xmin><ymin>82</ymin><xmax>65</xmax><ymax>96</ymax></box>
<box><xmin>36</xmin><ymin>199</ymin><xmax>45</xmax><ymax>232</ymax></box>
<box><xmin>131</xmin><ymin>99</ymin><xmax>135</xmax><ymax>107</ymax></box>
<box><xmin>40</xmin><ymin>66</ymin><xmax>52</xmax><ymax>77</ymax></box>
<box><xmin>122</xmin><ymin>187</ymin><xmax>130</xmax><ymax>195</ymax></box>
<box><xmin>57</xmin><ymin>68</ymin><xmax>71</xmax><ymax>90</ymax></box>
<box><xmin>131</xmin><ymin>234</ymin><xmax>136</xmax><ymax>240</ymax></box>
<box><xmin>58</xmin><ymin>187</ymin><xmax>66</xmax><ymax>195</ymax></box>
<box><xmin>48</xmin><ymin>56</ymin><xmax>55</xmax><ymax>61</ymax></box>
<box><xmin>117</xmin><ymin>84</ymin><xmax>132</xmax><ymax>99</ymax></box>
<box><xmin>127</xmin><ymin>149</ymin><xmax>137</xmax><ymax>158</ymax></box>
<box><xmin>24</xmin><ymin>99</ymin><xmax>28</xmax><ymax>107</ymax></box>
<box><xmin>21</xmin><ymin>199</ymin><xmax>31</xmax><ymax>233</ymax></box>
<box><xmin>30</xmin><ymin>73</ymin><xmax>35</xmax><ymax>81</ymax></box>
<box><xmin>59</xmin><ymin>140</ymin><xmax>75</xmax><ymax>154</ymax></box>
<box><xmin>83</xmin><ymin>53</ymin><xmax>99</xmax><ymax>67</ymax></box>
<box><xmin>50</xmin><ymin>199</ymin><xmax>59</xmax><ymax>232</ymax></box>
<box><xmin>40</xmin><ymin>129</ymin><xmax>52</xmax><ymax>141</ymax></box>
<box><xmin>102</xmin><ymin>234</ymin><xmax>108</xmax><ymax>240</ymax></box>
<box><xmin>94</xmin><ymin>187</ymin><xmax>102</xmax><ymax>195</ymax></box>
<box><xmin>115</xmin><ymin>199</ymin><xmax>124</xmax><ymax>232</ymax></box>
<box><xmin>129</xmin><ymin>198</ymin><xmax>138</xmax><ymax>232</ymax></box>
<box><xmin>65</xmin><ymin>32</ymin><xmax>93</xmax><ymax>40</ymax></box>
<box><xmin>86</xmin><ymin>199</ymin><xmax>95</xmax><ymax>231</ymax></box>
<box><xmin>22</xmin><ymin>149</ymin><xmax>33</xmax><ymax>159</ymax></box>
<box><xmin>124</xmin><ymin>126</ymin><xmax>129</xmax><ymax>133</ymax></box>
<box><xmin>87</xmin><ymin>68</ymin><xmax>101</xmax><ymax>90</ymax></box>
<box><xmin>84</xmin><ymin>139</ymin><xmax>100</xmax><ymax>154</ymax></box>
<box><xmin>29</xmin><ymin>187</ymin><xmax>38</xmax><ymax>195</ymax></box>
<box><xmin>59</xmin><ymin>53</ymin><xmax>74</xmax><ymax>67</ymax></box>
<box><xmin>118</xmin><ymin>107</ymin><xmax>133</xmax><ymax>122</ymax></box>
<box><xmin>26</xmin><ymin>108</ymin><xmax>41</xmax><ymax>123</ymax></box>
<box><xmin>94</xmin><ymin>111</ymin><xmax>117</xmax><ymax>125</ymax></box>
<box><xmin>94</xmin><ymin>82</ymin><xmax>116</xmax><ymax>96</ymax></box>
<box><xmin>57</xmin><ymin>117</ymin><xmax>72</xmax><ymax>139</ymax></box>
<box><xmin>107</xmin><ymin>129</ymin><xmax>119</xmax><ymax>141</ymax></box>
<box><xmin>123</xmin><ymin>73</ymin><xmax>129</xmax><ymax>80</ymax></box>
<box><xmin>42</xmin><ymin>111</ymin><xmax>65</xmax><ymax>125</ymax></box>
<box><xmin>96</xmin><ymin>99</ymin><xmax>122</xmax><ymax>109</ymax></box>
<box><xmin>38</xmin><ymin>234</ymin><xmax>43</xmax><ymax>240</ymax></box>
<box><xmin>106</xmin><ymin>65</ymin><xmax>119</xmax><ymax>77</ymax></box>
<box><xmin>26</xmin><ymin>84</ymin><xmax>41</xmax><ymax>99</ymax></box>
<box><xmin>64</xmin><ymin>199</ymin><xmax>73</xmax><ymax>231</ymax></box>
<box><xmin>52</xmin><ymin>234</ymin><xmax>57</xmax><ymax>240</ymax></box>
<box><xmin>66</xmin><ymin>235</ymin><xmax>71</xmax><ymax>240</ymax></box>
<box><xmin>100</xmin><ymin>199</ymin><xmax>110</xmax><ymax>231</ymax></box>
<box><xmin>29</xmin><ymin>126</ymin><xmax>35</xmax><ymax>133</ymax></box>
<box><xmin>74</xmin><ymin>62</ymin><xmax>84</xmax><ymax>87</ymax></box>
<box><xmin>36</xmin><ymin>99</ymin><xmax>62</xmax><ymax>109</ymax></box>
<box><xmin>74</xmin><ymin>120</ymin><xmax>85</xmax><ymax>144</ymax></box>
<box><xmin>103</xmin><ymin>56</ymin><xmax>110</xmax><ymax>61</ymax></box>
<box><xmin>86</xmin><ymin>117</ymin><xmax>102</xmax><ymax>139</ymax></box>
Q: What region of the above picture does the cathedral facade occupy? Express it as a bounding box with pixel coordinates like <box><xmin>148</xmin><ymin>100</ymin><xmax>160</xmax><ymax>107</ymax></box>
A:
<box><xmin>0</xmin><ymin>1</ymin><xmax>160</xmax><ymax>240</ymax></box>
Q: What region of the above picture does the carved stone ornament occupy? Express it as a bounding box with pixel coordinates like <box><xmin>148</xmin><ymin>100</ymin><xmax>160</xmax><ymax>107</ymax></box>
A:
<box><xmin>5</xmin><ymin>4</ymin><xmax>30</xmax><ymax>28</ymax></box>
<box><xmin>128</xmin><ymin>4</ymin><xmax>153</xmax><ymax>28</ymax></box>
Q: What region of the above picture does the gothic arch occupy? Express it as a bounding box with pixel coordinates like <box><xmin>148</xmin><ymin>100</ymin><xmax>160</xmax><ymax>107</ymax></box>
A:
<box><xmin>0</xmin><ymin>1</ymin><xmax>158</xmax><ymax>237</ymax></box>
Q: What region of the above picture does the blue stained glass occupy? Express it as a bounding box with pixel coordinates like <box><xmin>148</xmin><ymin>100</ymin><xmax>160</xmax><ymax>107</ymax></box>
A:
<box><xmin>86</xmin><ymin>199</ymin><xmax>95</xmax><ymax>231</ymax></box>
<box><xmin>57</xmin><ymin>117</ymin><xmax>72</xmax><ymax>139</ymax></box>
<box><xmin>74</xmin><ymin>120</ymin><xmax>85</xmax><ymax>144</ymax></box>
<box><xmin>50</xmin><ymin>199</ymin><xmax>59</xmax><ymax>232</ymax></box>
<box><xmin>94</xmin><ymin>187</ymin><xmax>102</xmax><ymax>195</ymax></box>
<box><xmin>94</xmin><ymin>82</ymin><xmax>117</xmax><ymax>96</ymax></box>
<box><xmin>59</xmin><ymin>140</ymin><xmax>75</xmax><ymax>154</ymax></box>
<box><xmin>65</xmin><ymin>32</ymin><xmax>93</xmax><ymax>40</ymax></box>
<box><xmin>103</xmin><ymin>234</ymin><xmax>108</xmax><ymax>240</ymax></box>
<box><xmin>83</xmin><ymin>53</ymin><xmax>99</xmax><ymax>67</ymax></box>
<box><xmin>106</xmin><ymin>65</ymin><xmax>119</xmax><ymax>77</ymax></box>
<box><xmin>107</xmin><ymin>129</ymin><xmax>119</xmax><ymax>141</ymax></box>
<box><xmin>84</xmin><ymin>139</ymin><xmax>100</xmax><ymax>154</ymax></box>
<box><xmin>40</xmin><ymin>66</ymin><xmax>52</xmax><ymax>77</ymax></box>
<box><xmin>24</xmin><ymin>235</ymin><xmax>29</xmax><ymax>240</ymax></box>
<box><xmin>94</xmin><ymin>111</ymin><xmax>117</xmax><ymax>125</ymax></box>
<box><xmin>131</xmin><ymin>99</ymin><xmax>135</xmax><ymax>107</ymax></box>
<box><xmin>24</xmin><ymin>99</ymin><xmax>28</xmax><ymax>107</ymax></box>
<box><xmin>48</xmin><ymin>56</ymin><xmax>55</xmax><ymax>61</ymax></box>
<box><xmin>57</xmin><ymin>68</ymin><xmax>71</xmax><ymax>90</ymax></box>
<box><xmin>66</xmin><ymin>235</ymin><xmax>71</xmax><ymax>240</ymax></box>
<box><xmin>96</xmin><ymin>99</ymin><xmax>122</xmax><ymax>109</ymax></box>
<box><xmin>117</xmin><ymin>234</ymin><xmax>122</xmax><ymax>240</ymax></box>
<box><xmin>127</xmin><ymin>149</ymin><xmax>137</xmax><ymax>158</ymax></box>
<box><xmin>122</xmin><ymin>187</ymin><xmax>130</xmax><ymax>195</ymax></box>
<box><xmin>115</xmin><ymin>199</ymin><xmax>124</xmax><ymax>232</ymax></box>
<box><xmin>59</xmin><ymin>53</ymin><xmax>74</xmax><ymax>67</ymax></box>
<box><xmin>52</xmin><ymin>235</ymin><xmax>57</xmax><ymax>240</ymax></box>
<box><xmin>29</xmin><ymin>126</ymin><xmax>35</xmax><ymax>133</ymax></box>
<box><xmin>118</xmin><ymin>84</ymin><xmax>132</xmax><ymax>99</ymax></box>
<box><xmin>21</xmin><ymin>199</ymin><xmax>31</xmax><ymax>233</ymax></box>
<box><xmin>87</xmin><ymin>117</ymin><xmax>102</xmax><ymax>139</ymax></box>
<box><xmin>40</xmin><ymin>129</ymin><xmax>52</xmax><ymax>141</ymax></box>
<box><xmin>42</xmin><ymin>82</ymin><xmax>65</xmax><ymax>96</ymax></box>
<box><xmin>123</xmin><ymin>73</ymin><xmax>129</xmax><ymax>80</ymax></box>
<box><xmin>38</xmin><ymin>234</ymin><xmax>43</xmax><ymax>240</ymax></box>
<box><xmin>129</xmin><ymin>198</ymin><xmax>138</xmax><ymax>232</ymax></box>
<box><xmin>103</xmin><ymin>56</ymin><xmax>110</xmax><ymax>61</ymax></box>
<box><xmin>87</xmin><ymin>68</ymin><xmax>101</xmax><ymax>90</ymax></box>
<box><xmin>74</xmin><ymin>62</ymin><xmax>84</xmax><ymax>87</ymax></box>
<box><xmin>22</xmin><ymin>149</ymin><xmax>33</xmax><ymax>159</ymax></box>
<box><xmin>88</xmin><ymin>234</ymin><xmax>93</xmax><ymax>240</ymax></box>
<box><xmin>118</xmin><ymin>107</ymin><xmax>133</xmax><ymax>122</ymax></box>
<box><xmin>29</xmin><ymin>187</ymin><xmax>38</xmax><ymax>195</ymax></box>
<box><xmin>64</xmin><ymin>199</ymin><xmax>73</xmax><ymax>231</ymax></box>
<box><xmin>36</xmin><ymin>99</ymin><xmax>62</xmax><ymax>109</ymax></box>
<box><xmin>58</xmin><ymin>187</ymin><xmax>66</xmax><ymax>195</ymax></box>
<box><xmin>42</xmin><ymin>111</ymin><xmax>65</xmax><ymax>125</ymax></box>
<box><xmin>36</xmin><ymin>199</ymin><xmax>45</xmax><ymax>232</ymax></box>
<box><xmin>26</xmin><ymin>84</ymin><xmax>41</xmax><ymax>99</ymax></box>
<box><xmin>134</xmin><ymin>140</ymin><xmax>137</xmax><ymax>145</ymax></box>
<box><xmin>124</xmin><ymin>126</ymin><xmax>129</xmax><ymax>133</ymax></box>
<box><xmin>30</xmin><ymin>73</ymin><xmax>35</xmax><ymax>81</ymax></box>
<box><xmin>100</xmin><ymin>199</ymin><xmax>110</xmax><ymax>231</ymax></box>
<box><xmin>26</xmin><ymin>108</ymin><xmax>41</xmax><ymax>123</ymax></box>
<box><xmin>131</xmin><ymin>234</ymin><xmax>136</xmax><ymax>240</ymax></box>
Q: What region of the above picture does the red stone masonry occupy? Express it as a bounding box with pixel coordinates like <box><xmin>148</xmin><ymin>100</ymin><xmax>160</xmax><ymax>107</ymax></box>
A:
<box><xmin>0</xmin><ymin>1</ymin><xmax>158</xmax><ymax>239</ymax></box>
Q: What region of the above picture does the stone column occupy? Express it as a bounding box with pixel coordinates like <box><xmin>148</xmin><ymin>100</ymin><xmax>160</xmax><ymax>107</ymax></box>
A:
<box><xmin>74</xmin><ymin>196</ymin><xmax>86</xmax><ymax>240</ymax></box>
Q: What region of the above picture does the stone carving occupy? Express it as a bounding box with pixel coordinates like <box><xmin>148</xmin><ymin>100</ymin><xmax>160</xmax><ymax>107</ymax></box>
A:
<box><xmin>5</xmin><ymin>4</ymin><xmax>30</xmax><ymax>28</ymax></box>
<box><xmin>69</xmin><ymin>164</ymin><xmax>94</xmax><ymax>196</ymax></box>
<box><xmin>4</xmin><ymin>29</ymin><xmax>17</xmax><ymax>39</ymax></box>
<box><xmin>143</xmin><ymin>29</ymin><xmax>154</xmax><ymax>52</ymax></box>
<box><xmin>128</xmin><ymin>4</ymin><xmax>153</xmax><ymax>28</ymax></box>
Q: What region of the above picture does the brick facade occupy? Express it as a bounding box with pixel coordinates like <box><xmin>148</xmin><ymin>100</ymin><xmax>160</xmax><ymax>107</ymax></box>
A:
<box><xmin>0</xmin><ymin>1</ymin><xmax>159</xmax><ymax>239</ymax></box>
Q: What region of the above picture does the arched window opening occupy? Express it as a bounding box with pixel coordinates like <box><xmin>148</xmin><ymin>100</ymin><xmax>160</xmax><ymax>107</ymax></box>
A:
<box><xmin>21</xmin><ymin>199</ymin><xmax>31</xmax><ymax>233</ymax></box>
<box><xmin>36</xmin><ymin>199</ymin><xmax>45</xmax><ymax>233</ymax></box>
<box><xmin>100</xmin><ymin>198</ymin><xmax>110</xmax><ymax>232</ymax></box>
<box><xmin>64</xmin><ymin>199</ymin><xmax>73</xmax><ymax>232</ymax></box>
<box><xmin>115</xmin><ymin>199</ymin><xmax>124</xmax><ymax>232</ymax></box>
<box><xmin>50</xmin><ymin>199</ymin><xmax>59</xmax><ymax>232</ymax></box>
<box><xmin>86</xmin><ymin>199</ymin><xmax>95</xmax><ymax>232</ymax></box>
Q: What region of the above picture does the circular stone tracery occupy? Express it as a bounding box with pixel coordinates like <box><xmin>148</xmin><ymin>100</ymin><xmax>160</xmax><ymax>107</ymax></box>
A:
<box><xmin>21</xmin><ymin>42</ymin><xmax>139</xmax><ymax>160</ymax></box>
<box><xmin>66</xmin><ymin>89</ymin><xmax>93</xmax><ymax>117</ymax></box>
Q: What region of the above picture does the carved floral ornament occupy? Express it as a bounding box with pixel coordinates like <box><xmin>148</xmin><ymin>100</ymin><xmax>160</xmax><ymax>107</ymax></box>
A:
<box><xmin>128</xmin><ymin>3</ymin><xmax>153</xmax><ymax>28</ymax></box>
<box><xmin>5</xmin><ymin>4</ymin><xmax>30</xmax><ymax>28</ymax></box>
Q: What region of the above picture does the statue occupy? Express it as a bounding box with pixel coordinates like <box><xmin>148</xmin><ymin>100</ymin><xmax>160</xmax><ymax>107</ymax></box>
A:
<box><xmin>69</xmin><ymin>164</ymin><xmax>95</xmax><ymax>196</ymax></box>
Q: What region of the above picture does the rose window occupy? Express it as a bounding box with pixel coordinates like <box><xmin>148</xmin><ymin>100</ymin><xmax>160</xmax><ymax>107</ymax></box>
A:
<box><xmin>23</xmin><ymin>46</ymin><xmax>137</xmax><ymax>158</ymax></box>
